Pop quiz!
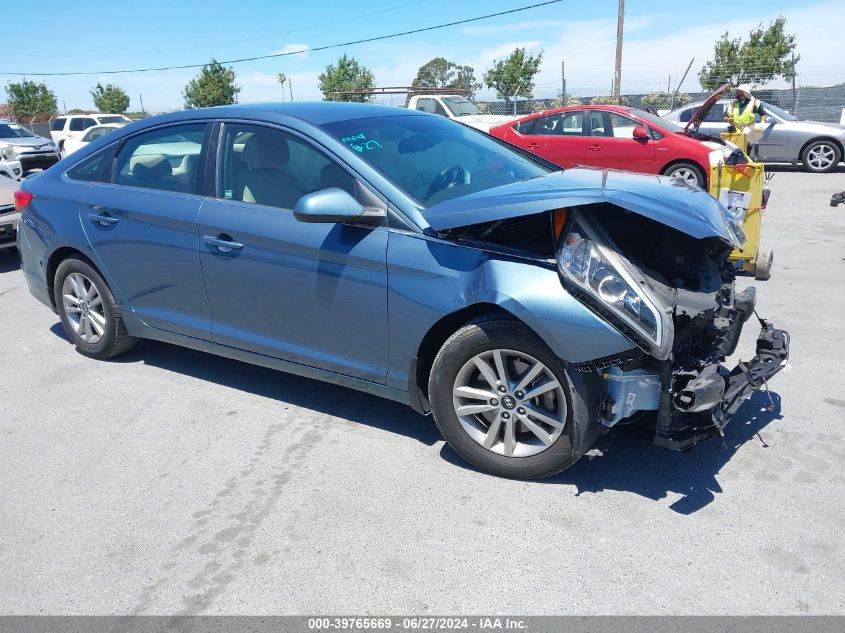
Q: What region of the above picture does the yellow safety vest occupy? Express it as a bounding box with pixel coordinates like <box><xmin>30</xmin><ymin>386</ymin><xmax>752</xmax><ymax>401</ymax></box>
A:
<box><xmin>727</xmin><ymin>98</ymin><xmax>759</xmax><ymax>126</ymax></box>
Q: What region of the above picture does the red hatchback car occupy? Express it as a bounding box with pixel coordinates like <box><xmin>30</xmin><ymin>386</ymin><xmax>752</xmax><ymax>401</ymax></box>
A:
<box><xmin>490</xmin><ymin>105</ymin><xmax>731</xmax><ymax>188</ymax></box>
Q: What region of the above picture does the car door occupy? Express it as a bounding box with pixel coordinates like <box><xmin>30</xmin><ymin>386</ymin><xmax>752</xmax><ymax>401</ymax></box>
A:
<box><xmin>698</xmin><ymin>103</ymin><xmax>729</xmax><ymax>137</ymax></box>
<box><xmin>196</xmin><ymin>122</ymin><xmax>389</xmax><ymax>384</ymax></box>
<box><xmin>512</xmin><ymin>111</ymin><xmax>587</xmax><ymax>168</ymax></box>
<box><xmin>76</xmin><ymin>122</ymin><xmax>213</xmax><ymax>340</ymax></box>
<box><xmin>584</xmin><ymin>110</ymin><xmax>655</xmax><ymax>173</ymax></box>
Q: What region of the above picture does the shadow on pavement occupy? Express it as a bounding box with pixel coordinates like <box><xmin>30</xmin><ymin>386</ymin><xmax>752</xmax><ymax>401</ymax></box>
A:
<box><xmin>441</xmin><ymin>391</ymin><xmax>783</xmax><ymax>515</ymax></box>
<box><xmin>0</xmin><ymin>249</ymin><xmax>20</xmax><ymax>273</ymax></box>
<box><xmin>47</xmin><ymin>322</ymin><xmax>784</xmax><ymax>507</ymax></box>
<box><xmin>765</xmin><ymin>164</ymin><xmax>844</xmax><ymax>174</ymax></box>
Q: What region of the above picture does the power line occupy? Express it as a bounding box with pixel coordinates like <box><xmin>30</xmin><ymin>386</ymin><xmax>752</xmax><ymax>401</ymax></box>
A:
<box><xmin>1</xmin><ymin>0</ymin><xmax>564</xmax><ymax>77</ymax></box>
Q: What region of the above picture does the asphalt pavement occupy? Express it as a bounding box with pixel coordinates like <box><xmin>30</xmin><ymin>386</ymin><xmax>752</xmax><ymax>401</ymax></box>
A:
<box><xmin>0</xmin><ymin>168</ymin><xmax>843</xmax><ymax>615</ymax></box>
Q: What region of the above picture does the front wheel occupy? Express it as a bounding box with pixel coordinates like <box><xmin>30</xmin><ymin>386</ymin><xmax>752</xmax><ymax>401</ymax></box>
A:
<box><xmin>54</xmin><ymin>257</ymin><xmax>136</xmax><ymax>359</ymax></box>
<box><xmin>663</xmin><ymin>162</ymin><xmax>706</xmax><ymax>188</ymax></box>
<box><xmin>428</xmin><ymin>316</ymin><xmax>580</xmax><ymax>479</ymax></box>
<box><xmin>801</xmin><ymin>139</ymin><xmax>841</xmax><ymax>173</ymax></box>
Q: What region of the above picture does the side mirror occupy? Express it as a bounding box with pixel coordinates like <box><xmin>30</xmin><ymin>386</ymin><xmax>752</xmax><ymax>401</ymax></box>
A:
<box><xmin>294</xmin><ymin>188</ymin><xmax>365</xmax><ymax>224</ymax></box>
<box><xmin>633</xmin><ymin>126</ymin><xmax>649</xmax><ymax>140</ymax></box>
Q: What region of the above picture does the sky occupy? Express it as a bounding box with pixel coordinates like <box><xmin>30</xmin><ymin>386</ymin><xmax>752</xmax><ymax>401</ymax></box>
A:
<box><xmin>3</xmin><ymin>0</ymin><xmax>844</xmax><ymax>113</ymax></box>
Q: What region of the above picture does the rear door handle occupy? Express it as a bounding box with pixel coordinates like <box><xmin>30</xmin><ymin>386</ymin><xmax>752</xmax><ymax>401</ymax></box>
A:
<box><xmin>203</xmin><ymin>234</ymin><xmax>244</xmax><ymax>254</ymax></box>
<box><xmin>587</xmin><ymin>145</ymin><xmax>603</xmax><ymax>151</ymax></box>
<box><xmin>527</xmin><ymin>142</ymin><xmax>541</xmax><ymax>149</ymax></box>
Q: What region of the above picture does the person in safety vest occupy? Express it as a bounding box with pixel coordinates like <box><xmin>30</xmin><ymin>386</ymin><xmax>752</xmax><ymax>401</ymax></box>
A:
<box><xmin>724</xmin><ymin>84</ymin><xmax>766</xmax><ymax>135</ymax></box>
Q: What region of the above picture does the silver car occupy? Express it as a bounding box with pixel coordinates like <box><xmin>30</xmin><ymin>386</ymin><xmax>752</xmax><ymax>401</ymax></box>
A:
<box><xmin>664</xmin><ymin>99</ymin><xmax>845</xmax><ymax>173</ymax></box>
<box><xmin>0</xmin><ymin>120</ymin><xmax>60</xmax><ymax>174</ymax></box>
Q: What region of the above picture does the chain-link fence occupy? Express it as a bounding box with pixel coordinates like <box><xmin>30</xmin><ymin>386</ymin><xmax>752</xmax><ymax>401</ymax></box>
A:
<box><xmin>477</xmin><ymin>84</ymin><xmax>845</xmax><ymax>122</ymax></box>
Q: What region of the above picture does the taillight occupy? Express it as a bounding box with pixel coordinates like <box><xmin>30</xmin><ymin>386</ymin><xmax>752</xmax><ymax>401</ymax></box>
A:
<box><xmin>13</xmin><ymin>190</ymin><xmax>32</xmax><ymax>212</ymax></box>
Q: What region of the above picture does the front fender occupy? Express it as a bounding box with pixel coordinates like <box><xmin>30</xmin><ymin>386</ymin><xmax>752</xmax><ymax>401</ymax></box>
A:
<box><xmin>386</xmin><ymin>231</ymin><xmax>635</xmax><ymax>392</ymax></box>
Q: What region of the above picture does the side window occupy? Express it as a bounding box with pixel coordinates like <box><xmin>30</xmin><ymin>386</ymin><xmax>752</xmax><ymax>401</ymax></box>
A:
<box><xmin>678</xmin><ymin>108</ymin><xmax>693</xmax><ymax>123</ymax></box>
<box><xmin>218</xmin><ymin>123</ymin><xmax>357</xmax><ymax>210</ymax></box>
<box><xmin>114</xmin><ymin>123</ymin><xmax>206</xmax><ymax>194</ymax></box>
<box><xmin>51</xmin><ymin>118</ymin><xmax>67</xmax><ymax>131</ymax></box>
<box><xmin>514</xmin><ymin>118</ymin><xmax>537</xmax><ymax>135</ymax></box>
<box><xmin>558</xmin><ymin>111</ymin><xmax>584</xmax><ymax>135</ymax></box>
<box><xmin>415</xmin><ymin>99</ymin><xmax>436</xmax><ymax>114</ymax></box>
<box><xmin>588</xmin><ymin>111</ymin><xmax>607</xmax><ymax>136</ymax></box>
<box><xmin>532</xmin><ymin>114</ymin><xmax>560</xmax><ymax>135</ymax></box>
<box><xmin>433</xmin><ymin>100</ymin><xmax>448</xmax><ymax>116</ymax></box>
<box><xmin>606</xmin><ymin>113</ymin><xmax>640</xmax><ymax>139</ymax></box>
<box><xmin>67</xmin><ymin>145</ymin><xmax>116</xmax><ymax>183</ymax></box>
<box><xmin>705</xmin><ymin>104</ymin><xmax>726</xmax><ymax>122</ymax></box>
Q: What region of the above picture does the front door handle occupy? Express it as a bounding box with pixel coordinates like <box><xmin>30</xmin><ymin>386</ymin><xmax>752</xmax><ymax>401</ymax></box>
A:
<box><xmin>203</xmin><ymin>234</ymin><xmax>244</xmax><ymax>254</ymax></box>
<box><xmin>527</xmin><ymin>142</ymin><xmax>541</xmax><ymax>149</ymax></box>
<box><xmin>587</xmin><ymin>145</ymin><xmax>603</xmax><ymax>151</ymax></box>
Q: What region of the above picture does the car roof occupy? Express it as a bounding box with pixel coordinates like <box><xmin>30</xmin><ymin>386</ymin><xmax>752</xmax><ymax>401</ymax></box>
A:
<box><xmin>142</xmin><ymin>102</ymin><xmax>426</xmax><ymax>127</ymax></box>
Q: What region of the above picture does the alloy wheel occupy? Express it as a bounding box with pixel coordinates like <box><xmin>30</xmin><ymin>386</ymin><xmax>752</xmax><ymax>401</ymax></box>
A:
<box><xmin>669</xmin><ymin>167</ymin><xmax>699</xmax><ymax>184</ymax></box>
<box><xmin>452</xmin><ymin>349</ymin><xmax>567</xmax><ymax>458</ymax></box>
<box><xmin>61</xmin><ymin>272</ymin><xmax>107</xmax><ymax>344</ymax></box>
<box><xmin>806</xmin><ymin>143</ymin><xmax>837</xmax><ymax>171</ymax></box>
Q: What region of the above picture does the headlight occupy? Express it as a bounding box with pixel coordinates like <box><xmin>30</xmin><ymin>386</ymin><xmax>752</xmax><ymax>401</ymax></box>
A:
<box><xmin>557</xmin><ymin>215</ymin><xmax>673</xmax><ymax>360</ymax></box>
<box><xmin>0</xmin><ymin>146</ymin><xmax>14</xmax><ymax>160</ymax></box>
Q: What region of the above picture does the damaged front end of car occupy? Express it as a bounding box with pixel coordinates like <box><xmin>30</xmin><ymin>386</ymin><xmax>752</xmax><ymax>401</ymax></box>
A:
<box><xmin>426</xmin><ymin>169</ymin><xmax>790</xmax><ymax>451</ymax></box>
<box><xmin>558</xmin><ymin>203</ymin><xmax>789</xmax><ymax>449</ymax></box>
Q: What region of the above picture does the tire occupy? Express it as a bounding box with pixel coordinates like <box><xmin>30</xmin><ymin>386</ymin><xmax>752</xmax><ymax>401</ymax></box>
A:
<box><xmin>663</xmin><ymin>162</ymin><xmax>706</xmax><ymax>188</ymax></box>
<box><xmin>53</xmin><ymin>257</ymin><xmax>136</xmax><ymax>359</ymax></box>
<box><xmin>801</xmin><ymin>139</ymin><xmax>841</xmax><ymax>173</ymax></box>
<box><xmin>755</xmin><ymin>248</ymin><xmax>773</xmax><ymax>281</ymax></box>
<box><xmin>428</xmin><ymin>316</ymin><xmax>581</xmax><ymax>479</ymax></box>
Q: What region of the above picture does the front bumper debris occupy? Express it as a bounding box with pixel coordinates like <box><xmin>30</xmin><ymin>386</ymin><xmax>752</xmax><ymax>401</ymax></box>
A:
<box><xmin>653</xmin><ymin>320</ymin><xmax>790</xmax><ymax>450</ymax></box>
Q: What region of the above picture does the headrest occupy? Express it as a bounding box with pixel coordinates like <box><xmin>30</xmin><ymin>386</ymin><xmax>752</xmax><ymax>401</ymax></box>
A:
<box><xmin>132</xmin><ymin>155</ymin><xmax>170</xmax><ymax>181</ymax></box>
<box><xmin>241</xmin><ymin>134</ymin><xmax>290</xmax><ymax>170</ymax></box>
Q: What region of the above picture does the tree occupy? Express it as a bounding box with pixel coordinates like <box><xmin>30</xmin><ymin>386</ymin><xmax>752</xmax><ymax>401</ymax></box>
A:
<box><xmin>698</xmin><ymin>16</ymin><xmax>799</xmax><ymax>90</ymax></box>
<box><xmin>641</xmin><ymin>91</ymin><xmax>692</xmax><ymax>110</ymax></box>
<box><xmin>183</xmin><ymin>59</ymin><xmax>240</xmax><ymax>109</ymax></box>
<box><xmin>318</xmin><ymin>54</ymin><xmax>376</xmax><ymax>102</ymax></box>
<box><xmin>5</xmin><ymin>79</ymin><xmax>58</xmax><ymax>121</ymax></box>
<box><xmin>411</xmin><ymin>57</ymin><xmax>482</xmax><ymax>100</ymax></box>
<box><xmin>90</xmin><ymin>83</ymin><xmax>130</xmax><ymax>113</ymax></box>
<box><xmin>483</xmin><ymin>48</ymin><xmax>544</xmax><ymax>102</ymax></box>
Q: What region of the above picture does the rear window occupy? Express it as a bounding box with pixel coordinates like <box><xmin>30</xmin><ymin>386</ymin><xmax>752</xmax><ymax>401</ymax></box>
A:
<box><xmin>321</xmin><ymin>114</ymin><xmax>550</xmax><ymax>207</ymax></box>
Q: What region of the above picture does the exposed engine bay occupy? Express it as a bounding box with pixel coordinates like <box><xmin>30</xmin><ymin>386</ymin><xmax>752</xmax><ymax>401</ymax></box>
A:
<box><xmin>441</xmin><ymin>202</ymin><xmax>790</xmax><ymax>450</ymax></box>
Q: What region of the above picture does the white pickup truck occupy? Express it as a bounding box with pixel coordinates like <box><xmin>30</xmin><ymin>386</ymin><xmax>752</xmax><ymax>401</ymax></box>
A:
<box><xmin>406</xmin><ymin>94</ymin><xmax>516</xmax><ymax>133</ymax></box>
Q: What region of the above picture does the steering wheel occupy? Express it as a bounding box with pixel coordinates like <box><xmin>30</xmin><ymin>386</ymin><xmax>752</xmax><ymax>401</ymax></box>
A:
<box><xmin>425</xmin><ymin>165</ymin><xmax>469</xmax><ymax>201</ymax></box>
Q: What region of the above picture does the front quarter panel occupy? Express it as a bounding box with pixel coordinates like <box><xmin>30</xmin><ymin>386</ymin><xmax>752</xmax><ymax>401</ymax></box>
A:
<box><xmin>386</xmin><ymin>230</ymin><xmax>636</xmax><ymax>392</ymax></box>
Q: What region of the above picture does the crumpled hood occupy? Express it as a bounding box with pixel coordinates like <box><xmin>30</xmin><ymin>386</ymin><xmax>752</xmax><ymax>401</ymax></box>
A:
<box><xmin>423</xmin><ymin>167</ymin><xmax>736</xmax><ymax>243</ymax></box>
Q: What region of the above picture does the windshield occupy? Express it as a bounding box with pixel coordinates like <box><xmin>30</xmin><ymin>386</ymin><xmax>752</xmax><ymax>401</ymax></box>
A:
<box><xmin>442</xmin><ymin>96</ymin><xmax>481</xmax><ymax>117</ymax></box>
<box><xmin>322</xmin><ymin>114</ymin><xmax>551</xmax><ymax>207</ymax></box>
<box><xmin>629</xmin><ymin>109</ymin><xmax>684</xmax><ymax>133</ymax></box>
<box><xmin>0</xmin><ymin>123</ymin><xmax>36</xmax><ymax>139</ymax></box>
<box><xmin>761</xmin><ymin>102</ymin><xmax>798</xmax><ymax>121</ymax></box>
<box><xmin>98</xmin><ymin>116</ymin><xmax>130</xmax><ymax>124</ymax></box>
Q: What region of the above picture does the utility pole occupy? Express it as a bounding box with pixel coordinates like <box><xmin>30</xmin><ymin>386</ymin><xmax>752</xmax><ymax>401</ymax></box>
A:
<box><xmin>289</xmin><ymin>78</ymin><xmax>294</xmax><ymax>102</ymax></box>
<box><xmin>561</xmin><ymin>60</ymin><xmax>567</xmax><ymax>105</ymax></box>
<box><xmin>791</xmin><ymin>53</ymin><xmax>797</xmax><ymax>113</ymax></box>
<box><xmin>613</xmin><ymin>0</ymin><xmax>624</xmax><ymax>104</ymax></box>
<box><xmin>139</xmin><ymin>94</ymin><xmax>146</xmax><ymax>116</ymax></box>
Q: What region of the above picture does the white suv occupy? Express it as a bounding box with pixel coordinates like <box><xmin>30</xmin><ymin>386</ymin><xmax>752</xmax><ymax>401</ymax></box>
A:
<box><xmin>51</xmin><ymin>113</ymin><xmax>132</xmax><ymax>155</ymax></box>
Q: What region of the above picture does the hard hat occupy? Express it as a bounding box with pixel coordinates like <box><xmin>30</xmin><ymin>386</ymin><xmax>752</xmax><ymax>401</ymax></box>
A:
<box><xmin>735</xmin><ymin>83</ymin><xmax>753</xmax><ymax>97</ymax></box>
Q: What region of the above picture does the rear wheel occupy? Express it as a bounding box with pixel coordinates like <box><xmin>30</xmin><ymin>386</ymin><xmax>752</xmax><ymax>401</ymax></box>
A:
<box><xmin>663</xmin><ymin>162</ymin><xmax>706</xmax><ymax>188</ymax></box>
<box><xmin>801</xmin><ymin>139</ymin><xmax>841</xmax><ymax>173</ymax></box>
<box><xmin>54</xmin><ymin>257</ymin><xmax>136</xmax><ymax>359</ymax></box>
<box><xmin>428</xmin><ymin>316</ymin><xmax>579</xmax><ymax>479</ymax></box>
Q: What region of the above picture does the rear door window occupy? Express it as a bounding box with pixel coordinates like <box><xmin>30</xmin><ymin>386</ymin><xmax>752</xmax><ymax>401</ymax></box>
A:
<box><xmin>51</xmin><ymin>118</ymin><xmax>67</xmax><ymax>131</ymax></box>
<box><xmin>69</xmin><ymin>117</ymin><xmax>97</xmax><ymax>132</ymax></box>
<box><xmin>528</xmin><ymin>111</ymin><xmax>584</xmax><ymax>136</ymax></box>
<box><xmin>114</xmin><ymin>123</ymin><xmax>207</xmax><ymax>194</ymax></box>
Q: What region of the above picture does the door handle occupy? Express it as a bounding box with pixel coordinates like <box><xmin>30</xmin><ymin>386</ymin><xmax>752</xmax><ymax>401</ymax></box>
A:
<box><xmin>89</xmin><ymin>211</ymin><xmax>119</xmax><ymax>226</ymax></box>
<box><xmin>527</xmin><ymin>142</ymin><xmax>541</xmax><ymax>149</ymax></box>
<box><xmin>203</xmin><ymin>234</ymin><xmax>244</xmax><ymax>254</ymax></box>
<box><xmin>587</xmin><ymin>145</ymin><xmax>603</xmax><ymax>151</ymax></box>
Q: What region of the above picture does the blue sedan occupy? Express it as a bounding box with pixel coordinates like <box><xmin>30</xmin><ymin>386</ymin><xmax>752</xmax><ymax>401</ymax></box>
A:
<box><xmin>14</xmin><ymin>102</ymin><xmax>789</xmax><ymax>478</ymax></box>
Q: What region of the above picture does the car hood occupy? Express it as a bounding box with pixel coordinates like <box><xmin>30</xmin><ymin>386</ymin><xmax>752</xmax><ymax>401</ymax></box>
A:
<box><xmin>424</xmin><ymin>168</ymin><xmax>736</xmax><ymax>243</ymax></box>
<box><xmin>0</xmin><ymin>136</ymin><xmax>53</xmax><ymax>149</ymax></box>
<box><xmin>684</xmin><ymin>83</ymin><xmax>731</xmax><ymax>133</ymax></box>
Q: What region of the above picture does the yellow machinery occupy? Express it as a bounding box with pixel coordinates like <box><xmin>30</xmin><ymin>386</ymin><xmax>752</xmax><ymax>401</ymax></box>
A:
<box><xmin>708</xmin><ymin>131</ymin><xmax>773</xmax><ymax>280</ymax></box>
